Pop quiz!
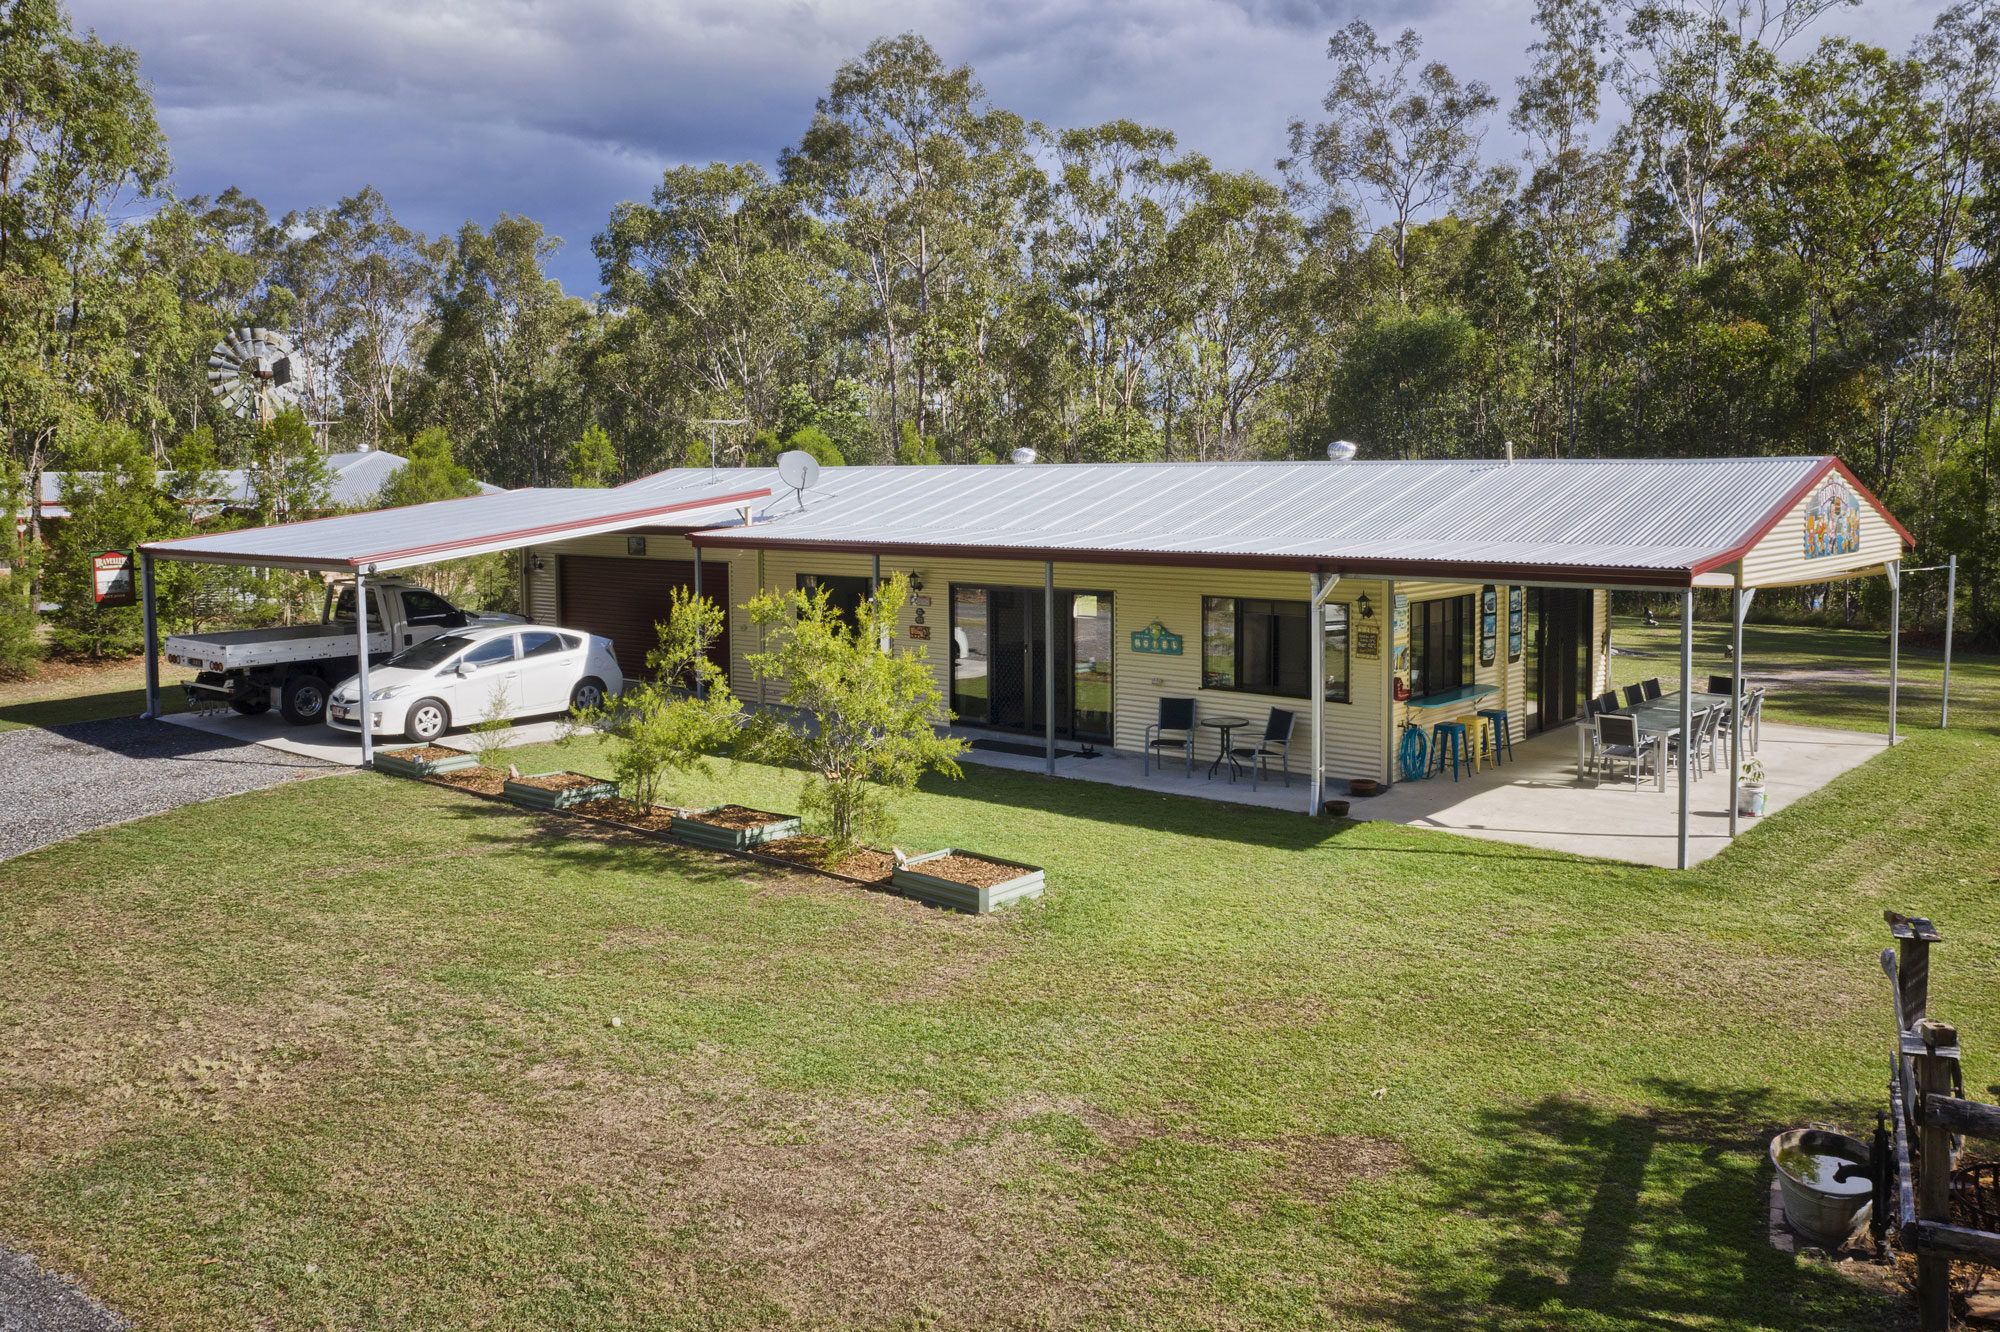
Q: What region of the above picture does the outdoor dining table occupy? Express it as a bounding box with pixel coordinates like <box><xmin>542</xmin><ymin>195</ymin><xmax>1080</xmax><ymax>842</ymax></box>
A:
<box><xmin>1201</xmin><ymin>715</ymin><xmax>1251</xmax><ymax>780</ymax></box>
<box><xmin>1576</xmin><ymin>689</ymin><xmax>1734</xmax><ymax>789</ymax></box>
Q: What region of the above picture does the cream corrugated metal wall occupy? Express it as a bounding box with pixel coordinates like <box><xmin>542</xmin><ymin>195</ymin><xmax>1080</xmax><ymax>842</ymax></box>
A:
<box><xmin>1735</xmin><ymin>475</ymin><xmax>1904</xmax><ymax>588</ymax></box>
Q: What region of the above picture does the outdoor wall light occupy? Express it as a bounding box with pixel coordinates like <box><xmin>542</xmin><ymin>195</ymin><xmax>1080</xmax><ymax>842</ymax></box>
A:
<box><xmin>1356</xmin><ymin>592</ymin><xmax>1374</xmax><ymax>620</ymax></box>
<box><xmin>909</xmin><ymin>573</ymin><xmax>926</xmax><ymax>592</ymax></box>
<box><xmin>531</xmin><ymin>554</ymin><xmax>546</xmax><ymax>573</ymax></box>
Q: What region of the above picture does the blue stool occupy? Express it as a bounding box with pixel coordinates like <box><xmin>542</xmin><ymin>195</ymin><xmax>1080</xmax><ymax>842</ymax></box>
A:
<box><xmin>1430</xmin><ymin>720</ymin><xmax>1470</xmax><ymax>781</ymax></box>
<box><xmin>1476</xmin><ymin>708</ymin><xmax>1515</xmax><ymax>765</ymax></box>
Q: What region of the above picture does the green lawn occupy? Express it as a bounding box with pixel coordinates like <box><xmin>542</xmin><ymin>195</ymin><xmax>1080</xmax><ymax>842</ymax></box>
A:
<box><xmin>1</xmin><ymin>624</ymin><xmax>1997</xmax><ymax>1328</ymax></box>
<box><xmin>0</xmin><ymin>656</ymin><xmax>184</xmax><ymax>732</ymax></box>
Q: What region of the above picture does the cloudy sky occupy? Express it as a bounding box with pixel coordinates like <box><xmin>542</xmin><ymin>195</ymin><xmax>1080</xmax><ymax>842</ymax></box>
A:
<box><xmin>70</xmin><ymin>0</ymin><xmax>1947</xmax><ymax>295</ymax></box>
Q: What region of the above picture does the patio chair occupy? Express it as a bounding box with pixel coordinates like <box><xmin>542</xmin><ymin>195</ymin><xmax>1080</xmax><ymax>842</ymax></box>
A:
<box><xmin>1670</xmin><ymin>706</ymin><xmax>1724</xmax><ymax>779</ymax></box>
<box><xmin>1144</xmin><ymin>697</ymin><xmax>1196</xmax><ymax>777</ymax></box>
<box><xmin>1595</xmin><ymin>690</ymin><xmax>1621</xmax><ymax>715</ymax></box>
<box><xmin>1595</xmin><ymin>712</ymin><xmax>1663</xmax><ymax>790</ymax></box>
<box><xmin>1707</xmin><ymin>674</ymin><xmax>1743</xmax><ymax>697</ymax></box>
<box><xmin>1742</xmin><ymin>688</ymin><xmax>1765</xmax><ymax>756</ymax></box>
<box><xmin>1641</xmin><ymin>678</ymin><xmax>1663</xmax><ymax>700</ymax></box>
<box><xmin>1623</xmin><ymin>683</ymin><xmax>1647</xmax><ymax>707</ymax></box>
<box><xmin>1228</xmin><ymin>707</ymin><xmax>1296</xmax><ymax>790</ymax></box>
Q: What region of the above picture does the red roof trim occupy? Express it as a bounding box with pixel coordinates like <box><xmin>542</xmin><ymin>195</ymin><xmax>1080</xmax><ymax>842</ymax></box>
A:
<box><xmin>140</xmin><ymin>489</ymin><xmax>770</xmax><ymax>566</ymax></box>
<box><xmin>1689</xmin><ymin>456</ymin><xmax>1914</xmax><ymax>576</ymax></box>
<box><xmin>687</xmin><ymin>532</ymin><xmax>1699</xmax><ymax>587</ymax></box>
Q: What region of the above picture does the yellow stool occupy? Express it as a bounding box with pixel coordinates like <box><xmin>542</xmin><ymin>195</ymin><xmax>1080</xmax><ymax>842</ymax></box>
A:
<box><xmin>1458</xmin><ymin>715</ymin><xmax>1495</xmax><ymax>772</ymax></box>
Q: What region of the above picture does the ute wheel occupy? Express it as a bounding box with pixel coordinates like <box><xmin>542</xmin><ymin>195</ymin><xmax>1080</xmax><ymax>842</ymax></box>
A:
<box><xmin>280</xmin><ymin>675</ymin><xmax>328</xmax><ymax>724</ymax></box>
<box><xmin>405</xmin><ymin>698</ymin><xmax>450</xmax><ymax>743</ymax></box>
<box><xmin>570</xmin><ymin>677</ymin><xmax>607</xmax><ymax>714</ymax></box>
<box><xmin>230</xmin><ymin>695</ymin><xmax>271</xmax><ymax>716</ymax></box>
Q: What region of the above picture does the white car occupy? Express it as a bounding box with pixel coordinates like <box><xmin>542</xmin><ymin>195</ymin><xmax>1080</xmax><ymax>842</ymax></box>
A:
<box><xmin>326</xmin><ymin>624</ymin><xmax>622</xmax><ymax>743</ymax></box>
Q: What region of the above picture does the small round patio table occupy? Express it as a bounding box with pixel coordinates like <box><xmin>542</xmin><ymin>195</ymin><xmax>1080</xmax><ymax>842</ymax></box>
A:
<box><xmin>1201</xmin><ymin>716</ymin><xmax>1251</xmax><ymax>780</ymax></box>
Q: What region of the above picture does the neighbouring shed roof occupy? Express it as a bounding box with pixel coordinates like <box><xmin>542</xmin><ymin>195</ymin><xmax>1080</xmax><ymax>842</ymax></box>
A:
<box><xmin>141</xmin><ymin>484</ymin><xmax>770</xmax><ymax>573</ymax></box>
<box><xmin>662</xmin><ymin>456</ymin><xmax>1910</xmax><ymax>588</ymax></box>
<box><xmin>29</xmin><ymin>449</ymin><xmax>502</xmax><ymax>523</ymax></box>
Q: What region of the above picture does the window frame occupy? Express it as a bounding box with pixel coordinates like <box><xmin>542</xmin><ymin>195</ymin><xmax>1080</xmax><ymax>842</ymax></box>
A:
<box><xmin>1407</xmin><ymin>594</ymin><xmax>1476</xmax><ymax>700</ymax></box>
<box><xmin>1200</xmin><ymin>595</ymin><xmax>1350</xmax><ymax>703</ymax></box>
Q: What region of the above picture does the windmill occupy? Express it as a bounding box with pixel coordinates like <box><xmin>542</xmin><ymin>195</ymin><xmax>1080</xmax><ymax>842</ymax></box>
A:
<box><xmin>207</xmin><ymin>327</ymin><xmax>303</xmax><ymax>427</ymax></box>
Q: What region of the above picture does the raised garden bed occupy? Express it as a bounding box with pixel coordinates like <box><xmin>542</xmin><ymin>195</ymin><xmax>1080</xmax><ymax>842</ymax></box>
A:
<box><xmin>891</xmin><ymin>849</ymin><xmax>1045</xmax><ymax>914</ymax></box>
<box><xmin>503</xmin><ymin>771</ymin><xmax>621</xmax><ymax>811</ymax></box>
<box><xmin>375</xmin><ymin>745</ymin><xmax>478</xmax><ymax>779</ymax></box>
<box><xmin>755</xmin><ymin>836</ymin><xmax>896</xmax><ymax>886</ymax></box>
<box><xmin>669</xmin><ymin>804</ymin><xmax>803</xmax><ymax>851</ymax></box>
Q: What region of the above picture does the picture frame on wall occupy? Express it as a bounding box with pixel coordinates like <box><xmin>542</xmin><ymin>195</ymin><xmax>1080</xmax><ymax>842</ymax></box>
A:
<box><xmin>1480</xmin><ymin>585</ymin><xmax>1498</xmax><ymax>666</ymax></box>
<box><xmin>1507</xmin><ymin>587</ymin><xmax>1523</xmax><ymax>663</ymax></box>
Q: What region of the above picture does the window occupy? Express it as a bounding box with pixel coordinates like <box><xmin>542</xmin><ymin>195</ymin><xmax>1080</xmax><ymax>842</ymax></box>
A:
<box><xmin>1408</xmin><ymin>595</ymin><xmax>1474</xmax><ymax>699</ymax></box>
<box><xmin>1324</xmin><ymin>602</ymin><xmax>1350</xmax><ymax>703</ymax></box>
<box><xmin>1202</xmin><ymin>597</ymin><xmax>1313</xmax><ymax>698</ymax></box>
<box><xmin>389</xmin><ymin>634</ymin><xmax>473</xmax><ymax>670</ymax></box>
<box><xmin>950</xmin><ymin>587</ymin><xmax>989</xmax><ymax>724</ymax></box>
<box><xmin>401</xmin><ymin>589</ymin><xmax>458</xmax><ymax>625</ymax></box>
<box><xmin>797</xmin><ymin>573</ymin><xmax>873</xmax><ymax>628</ymax></box>
<box><xmin>520</xmin><ymin>630</ymin><xmax>566</xmax><ymax>658</ymax></box>
<box><xmin>463</xmin><ymin>635</ymin><xmax>517</xmax><ymax>667</ymax></box>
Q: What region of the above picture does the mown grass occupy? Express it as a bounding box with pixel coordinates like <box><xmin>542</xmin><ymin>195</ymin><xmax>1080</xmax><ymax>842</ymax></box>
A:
<box><xmin>0</xmin><ymin>656</ymin><xmax>182</xmax><ymax>732</ymax></box>
<box><xmin>1</xmin><ymin>622</ymin><xmax>1997</xmax><ymax>1328</ymax></box>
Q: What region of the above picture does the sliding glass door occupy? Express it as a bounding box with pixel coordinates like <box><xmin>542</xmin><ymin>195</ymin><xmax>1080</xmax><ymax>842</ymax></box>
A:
<box><xmin>949</xmin><ymin>584</ymin><xmax>1112</xmax><ymax>743</ymax></box>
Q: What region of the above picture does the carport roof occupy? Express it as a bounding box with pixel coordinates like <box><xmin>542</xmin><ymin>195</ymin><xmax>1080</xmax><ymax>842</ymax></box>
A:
<box><xmin>140</xmin><ymin>485</ymin><xmax>770</xmax><ymax>573</ymax></box>
<box><xmin>671</xmin><ymin>455</ymin><xmax>1910</xmax><ymax>588</ymax></box>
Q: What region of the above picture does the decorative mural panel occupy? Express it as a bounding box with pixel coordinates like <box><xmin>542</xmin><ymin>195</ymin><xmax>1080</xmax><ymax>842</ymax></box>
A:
<box><xmin>1479</xmin><ymin>586</ymin><xmax>1498</xmax><ymax>666</ymax></box>
<box><xmin>1507</xmin><ymin>587</ymin><xmax>1523</xmax><ymax>663</ymax></box>
<box><xmin>1803</xmin><ymin>476</ymin><xmax>1862</xmax><ymax>560</ymax></box>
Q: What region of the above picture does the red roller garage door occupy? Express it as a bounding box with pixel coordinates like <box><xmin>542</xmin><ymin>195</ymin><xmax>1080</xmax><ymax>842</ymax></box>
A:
<box><xmin>557</xmin><ymin>555</ymin><xmax>728</xmax><ymax>683</ymax></box>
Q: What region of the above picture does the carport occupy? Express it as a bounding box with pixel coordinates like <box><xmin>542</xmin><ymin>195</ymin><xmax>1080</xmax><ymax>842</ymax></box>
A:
<box><xmin>137</xmin><ymin>483</ymin><xmax>768</xmax><ymax>765</ymax></box>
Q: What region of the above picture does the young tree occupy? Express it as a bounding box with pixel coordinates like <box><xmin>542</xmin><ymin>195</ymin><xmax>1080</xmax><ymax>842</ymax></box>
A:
<box><xmin>742</xmin><ymin>573</ymin><xmax>963</xmax><ymax>852</ymax></box>
<box><xmin>0</xmin><ymin>464</ymin><xmax>39</xmax><ymax>677</ymax></box>
<box><xmin>564</xmin><ymin>424</ymin><xmax>618</xmax><ymax>486</ymax></box>
<box><xmin>376</xmin><ymin>426</ymin><xmax>478</xmax><ymax>508</ymax></box>
<box><xmin>45</xmin><ymin>425</ymin><xmax>181</xmax><ymax>659</ymax></box>
<box><xmin>1284</xmin><ymin>20</ymin><xmax>1497</xmax><ymax>305</ymax></box>
<box><xmin>571</xmin><ymin>587</ymin><xmax>740</xmax><ymax>807</ymax></box>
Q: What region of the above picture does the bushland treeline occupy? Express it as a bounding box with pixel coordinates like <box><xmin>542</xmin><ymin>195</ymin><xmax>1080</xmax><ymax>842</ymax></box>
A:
<box><xmin>3</xmin><ymin>0</ymin><xmax>1997</xmax><ymax>638</ymax></box>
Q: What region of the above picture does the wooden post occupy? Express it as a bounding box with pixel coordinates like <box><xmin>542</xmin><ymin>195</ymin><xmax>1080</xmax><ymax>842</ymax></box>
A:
<box><xmin>1889</xmin><ymin>910</ymin><xmax>1940</xmax><ymax>1031</ymax></box>
<box><xmin>1915</xmin><ymin>1017</ymin><xmax>1959</xmax><ymax>1331</ymax></box>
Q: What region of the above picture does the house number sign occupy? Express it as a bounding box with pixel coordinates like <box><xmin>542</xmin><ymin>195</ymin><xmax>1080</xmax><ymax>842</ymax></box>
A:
<box><xmin>1129</xmin><ymin>621</ymin><xmax>1183</xmax><ymax>655</ymax></box>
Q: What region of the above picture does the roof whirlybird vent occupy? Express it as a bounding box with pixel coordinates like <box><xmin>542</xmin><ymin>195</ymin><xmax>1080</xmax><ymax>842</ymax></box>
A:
<box><xmin>1325</xmin><ymin>440</ymin><xmax>1359</xmax><ymax>462</ymax></box>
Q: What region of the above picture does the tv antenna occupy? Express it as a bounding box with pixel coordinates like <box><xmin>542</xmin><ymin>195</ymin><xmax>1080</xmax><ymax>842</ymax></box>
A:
<box><xmin>775</xmin><ymin>449</ymin><xmax>821</xmax><ymax>507</ymax></box>
<box><xmin>692</xmin><ymin>417</ymin><xmax>749</xmax><ymax>470</ymax></box>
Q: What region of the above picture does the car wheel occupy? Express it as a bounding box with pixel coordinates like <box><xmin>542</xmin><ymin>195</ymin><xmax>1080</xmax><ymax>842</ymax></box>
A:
<box><xmin>405</xmin><ymin>698</ymin><xmax>450</xmax><ymax>743</ymax></box>
<box><xmin>570</xmin><ymin>677</ymin><xmax>606</xmax><ymax>714</ymax></box>
<box><xmin>280</xmin><ymin>675</ymin><xmax>328</xmax><ymax>724</ymax></box>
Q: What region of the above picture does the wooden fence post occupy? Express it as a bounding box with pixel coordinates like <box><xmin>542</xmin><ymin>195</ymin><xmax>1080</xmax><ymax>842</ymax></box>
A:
<box><xmin>1888</xmin><ymin>910</ymin><xmax>1941</xmax><ymax>1030</ymax></box>
<box><xmin>1915</xmin><ymin>1017</ymin><xmax>1960</xmax><ymax>1331</ymax></box>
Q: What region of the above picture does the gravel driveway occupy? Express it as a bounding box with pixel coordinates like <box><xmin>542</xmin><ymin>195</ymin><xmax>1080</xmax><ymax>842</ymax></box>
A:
<box><xmin>0</xmin><ymin>716</ymin><xmax>337</xmax><ymax>862</ymax></box>
<box><xmin>0</xmin><ymin>1247</ymin><xmax>125</xmax><ymax>1332</ymax></box>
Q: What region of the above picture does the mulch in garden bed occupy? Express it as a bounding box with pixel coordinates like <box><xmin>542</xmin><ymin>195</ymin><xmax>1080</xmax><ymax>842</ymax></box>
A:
<box><xmin>755</xmin><ymin>835</ymin><xmax>896</xmax><ymax>885</ymax></box>
<box><xmin>428</xmin><ymin>766</ymin><xmax>508</xmax><ymax>797</ymax></box>
<box><xmin>680</xmin><ymin>803</ymin><xmax>793</xmax><ymax>831</ymax></box>
<box><xmin>905</xmin><ymin>852</ymin><xmax>1024</xmax><ymax>889</ymax></box>
<box><xmin>511</xmin><ymin>771</ymin><xmax>603</xmax><ymax>792</ymax></box>
<box><xmin>394</xmin><ymin>745</ymin><xmax>466</xmax><ymax>763</ymax></box>
<box><xmin>572</xmin><ymin>798</ymin><xmax>676</xmax><ymax>832</ymax></box>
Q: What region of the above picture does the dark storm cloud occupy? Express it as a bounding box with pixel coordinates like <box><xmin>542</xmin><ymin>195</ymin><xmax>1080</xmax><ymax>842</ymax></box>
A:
<box><xmin>68</xmin><ymin>0</ymin><xmax>1944</xmax><ymax>294</ymax></box>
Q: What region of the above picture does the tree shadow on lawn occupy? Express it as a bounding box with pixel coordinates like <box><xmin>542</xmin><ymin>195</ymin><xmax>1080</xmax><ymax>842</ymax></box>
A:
<box><xmin>1354</xmin><ymin>1077</ymin><xmax>1901</xmax><ymax>1332</ymax></box>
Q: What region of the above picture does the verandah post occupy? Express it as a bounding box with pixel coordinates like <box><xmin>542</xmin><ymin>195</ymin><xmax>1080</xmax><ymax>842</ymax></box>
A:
<box><xmin>355</xmin><ymin>567</ymin><xmax>374</xmax><ymax>768</ymax></box>
<box><xmin>1677</xmin><ymin>588</ymin><xmax>1692</xmax><ymax>869</ymax></box>
<box><xmin>1044</xmin><ymin>560</ymin><xmax>1056</xmax><ymax>777</ymax></box>
<box><xmin>1888</xmin><ymin>560</ymin><xmax>1901</xmax><ymax>745</ymax></box>
<box><xmin>141</xmin><ymin>551</ymin><xmax>160</xmax><ymax>720</ymax></box>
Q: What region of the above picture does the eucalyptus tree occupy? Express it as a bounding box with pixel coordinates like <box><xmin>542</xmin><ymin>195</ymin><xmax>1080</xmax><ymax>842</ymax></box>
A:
<box><xmin>1283</xmin><ymin>20</ymin><xmax>1497</xmax><ymax>307</ymax></box>
<box><xmin>783</xmin><ymin>33</ymin><xmax>1037</xmax><ymax>452</ymax></box>
<box><xmin>595</xmin><ymin>161</ymin><xmax>829</xmax><ymax>453</ymax></box>
<box><xmin>0</xmin><ymin>0</ymin><xmax>166</xmax><ymax>598</ymax></box>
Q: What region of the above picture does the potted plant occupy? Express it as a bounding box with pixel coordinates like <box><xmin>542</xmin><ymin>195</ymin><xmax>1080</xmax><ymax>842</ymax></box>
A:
<box><xmin>1737</xmin><ymin>757</ymin><xmax>1768</xmax><ymax>817</ymax></box>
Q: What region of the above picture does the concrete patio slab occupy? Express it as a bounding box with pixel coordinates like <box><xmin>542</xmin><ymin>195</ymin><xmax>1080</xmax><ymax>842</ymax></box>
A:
<box><xmin>958</xmin><ymin>720</ymin><xmax>1888</xmax><ymax>869</ymax></box>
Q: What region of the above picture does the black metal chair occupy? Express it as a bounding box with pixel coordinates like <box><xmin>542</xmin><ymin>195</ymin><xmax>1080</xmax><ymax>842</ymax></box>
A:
<box><xmin>1595</xmin><ymin>690</ymin><xmax>1621</xmax><ymax>715</ymax></box>
<box><xmin>1623</xmin><ymin>683</ymin><xmax>1647</xmax><ymax>707</ymax></box>
<box><xmin>1229</xmin><ymin>707</ymin><xmax>1296</xmax><ymax>790</ymax></box>
<box><xmin>1641</xmin><ymin>678</ymin><xmax>1663</xmax><ymax>701</ymax></box>
<box><xmin>1144</xmin><ymin>697</ymin><xmax>1196</xmax><ymax>777</ymax></box>
<box><xmin>1595</xmin><ymin>712</ymin><xmax>1663</xmax><ymax>790</ymax></box>
<box><xmin>1708</xmin><ymin>674</ymin><xmax>1743</xmax><ymax>697</ymax></box>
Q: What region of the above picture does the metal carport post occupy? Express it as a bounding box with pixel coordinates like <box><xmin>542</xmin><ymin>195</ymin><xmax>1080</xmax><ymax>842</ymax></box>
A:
<box><xmin>141</xmin><ymin>552</ymin><xmax>160</xmax><ymax>719</ymax></box>
<box><xmin>354</xmin><ymin>568</ymin><xmax>375</xmax><ymax>766</ymax></box>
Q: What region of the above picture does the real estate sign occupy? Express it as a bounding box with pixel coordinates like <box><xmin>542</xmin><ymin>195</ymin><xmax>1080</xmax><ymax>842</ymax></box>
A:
<box><xmin>93</xmin><ymin>549</ymin><xmax>136</xmax><ymax>607</ymax></box>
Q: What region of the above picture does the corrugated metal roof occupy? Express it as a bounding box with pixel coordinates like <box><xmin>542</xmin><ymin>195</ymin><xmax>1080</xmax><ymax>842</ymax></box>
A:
<box><xmin>141</xmin><ymin>484</ymin><xmax>769</xmax><ymax>572</ymax></box>
<box><xmin>32</xmin><ymin>450</ymin><xmax>503</xmax><ymax>522</ymax></box>
<box><xmin>650</xmin><ymin>457</ymin><xmax>1892</xmax><ymax>586</ymax></box>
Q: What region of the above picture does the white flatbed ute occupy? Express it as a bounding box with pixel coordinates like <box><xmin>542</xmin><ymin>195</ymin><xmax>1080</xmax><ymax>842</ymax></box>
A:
<box><xmin>166</xmin><ymin>580</ymin><xmax>522</xmax><ymax>724</ymax></box>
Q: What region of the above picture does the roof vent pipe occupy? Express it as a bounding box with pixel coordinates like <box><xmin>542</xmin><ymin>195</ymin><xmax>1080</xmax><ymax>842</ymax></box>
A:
<box><xmin>1010</xmin><ymin>447</ymin><xmax>1038</xmax><ymax>465</ymax></box>
<box><xmin>1325</xmin><ymin>440</ymin><xmax>1358</xmax><ymax>462</ymax></box>
<box><xmin>1505</xmin><ymin>439</ymin><xmax>1514</xmax><ymax>466</ymax></box>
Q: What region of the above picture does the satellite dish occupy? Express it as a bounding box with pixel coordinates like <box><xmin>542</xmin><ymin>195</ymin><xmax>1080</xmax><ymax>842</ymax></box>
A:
<box><xmin>1325</xmin><ymin>439</ymin><xmax>1359</xmax><ymax>462</ymax></box>
<box><xmin>775</xmin><ymin>450</ymin><xmax>821</xmax><ymax>493</ymax></box>
<box><xmin>1009</xmin><ymin>447</ymin><xmax>1037</xmax><ymax>465</ymax></box>
<box><xmin>208</xmin><ymin>326</ymin><xmax>304</xmax><ymax>426</ymax></box>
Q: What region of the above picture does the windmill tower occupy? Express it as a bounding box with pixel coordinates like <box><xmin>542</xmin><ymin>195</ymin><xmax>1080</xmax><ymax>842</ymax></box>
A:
<box><xmin>207</xmin><ymin>327</ymin><xmax>304</xmax><ymax>428</ymax></box>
